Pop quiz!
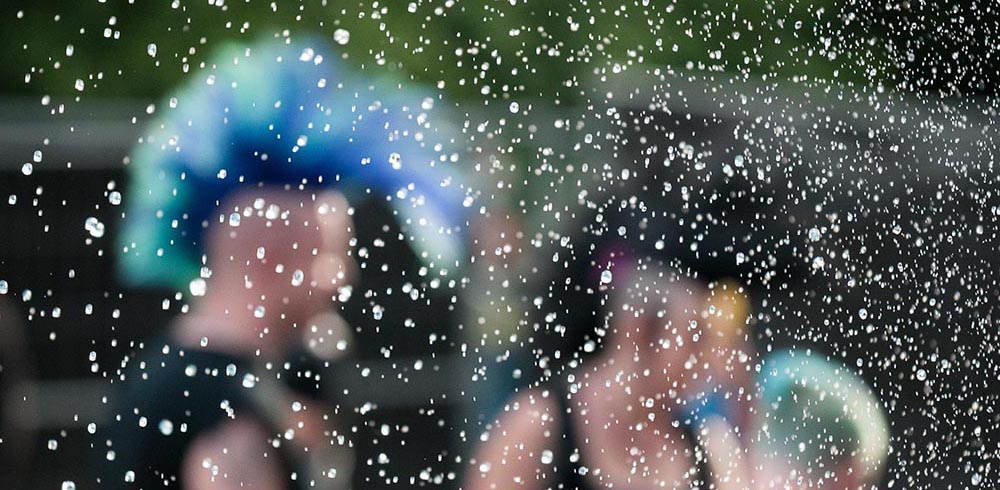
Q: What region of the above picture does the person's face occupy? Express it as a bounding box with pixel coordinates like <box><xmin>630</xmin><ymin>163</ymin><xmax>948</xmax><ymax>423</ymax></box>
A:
<box><xmin>610</xmin><ymin>270</ymin><xmax>708</xmax><ymax>399</ymax></box>
<box><xmin>612</xmin><ymin>269</ymin><xmax>754</xmax><ymax>413</ymax></box>
<box><xmin>264</xmin><ymin>192</ymin><xmax>356</xmax><ymax>322</ymax></box>
<box><xmin>642</xmin><ymin>274</ymin><xmax>707</xmax><ymax>397</ymax></box>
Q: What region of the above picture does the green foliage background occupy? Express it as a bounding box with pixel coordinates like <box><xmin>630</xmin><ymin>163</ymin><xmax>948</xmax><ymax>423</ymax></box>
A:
<box><xmin>4</xmin><ymin>0</ymin><xmax>898</xmax><ymax>102</ymax></box>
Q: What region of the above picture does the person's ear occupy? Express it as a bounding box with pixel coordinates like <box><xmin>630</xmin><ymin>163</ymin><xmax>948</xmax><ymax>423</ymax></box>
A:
<box><xmin>312</xmin><ymin>191</ymin><xmax>357</xmax><ymax>287</ymax></box>
<box><xmin>313</xmin><ymin>191</ymin><xmax>352</xmax><ymax>249</ymax></box>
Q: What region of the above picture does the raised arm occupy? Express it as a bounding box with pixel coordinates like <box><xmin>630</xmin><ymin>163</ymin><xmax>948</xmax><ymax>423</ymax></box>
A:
<box><xmin>466</xmin><ymin>390</ymin><xmax>562</xmax><ymax>490</ymax></box>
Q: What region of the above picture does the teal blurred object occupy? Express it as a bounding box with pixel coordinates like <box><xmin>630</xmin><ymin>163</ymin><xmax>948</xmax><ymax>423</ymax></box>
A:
<box><xmin>756</xmin><ymin>350</ymin><xmax>889</xmax><ymax>482</ymax></box>
<box><xmin>118</xmin><ymin>36</ymin><xmax>470</xmax><ymax>290</ymax></box>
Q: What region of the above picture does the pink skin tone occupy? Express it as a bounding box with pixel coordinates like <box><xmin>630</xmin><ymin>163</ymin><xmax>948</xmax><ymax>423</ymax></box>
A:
<box><xmin>175</xmin><ymin>190</ymin><xmax>356</xmax><ymax>361</ymax></box>
<box><xmin>468</xmin><ymin>267</ymin><xmax>866</xmax><ymax>490</ymax></box>
<box><xmin>173</xmin><ymin>189</ymin><xmax>356</xmax><ymax>489</ymax></box>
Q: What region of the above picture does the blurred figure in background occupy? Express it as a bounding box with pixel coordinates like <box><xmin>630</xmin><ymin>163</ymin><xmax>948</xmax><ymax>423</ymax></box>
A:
<box><xmin>0</xmin><ymin>298</ymin><xmax>34</xmax><ymax>490</ymax></box>
<box><xmin>468</xmin><ymin>261</ymin><xmax>756</xmax><ymax>489</ymax></box>
<box><xmin>467</xmin><ymin>246</ymin><xmax>888</xmax><ymax>490</ymax></box>
<box><xmin>109</xmin><ymin>34</ymin><xmax>469</xmax><ymax>488</ymax></box>
<box><xmin>466</xmin><ymin>147</ymin><xmax>889</xmax><ymax>488</ymax></box>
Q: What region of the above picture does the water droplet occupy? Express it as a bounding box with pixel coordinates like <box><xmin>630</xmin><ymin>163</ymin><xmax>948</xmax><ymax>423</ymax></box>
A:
<box><xmin>108</xmin><ymin>191</ymin><xmax>122</xmax><ymax>205</ymax></box>
<box><xmin>228</xmin><ymin>212</ymin><xmax>241</xmax><ymax>227</ymax></box>
<box><xmin>242</xmin><ymin>373</ymin><xmax>257</xmax><ymax>388</ymax></box>
<box><xmin>509</xmin><ymin>101</ymin><xmax>520</xmax><ymax>113</ymax></box>
<box><xmin>48</xmin><ymin>439</ymin><xmax>58</xmax><ymax>450</ymax></box>
<box><xmin>200</xmin><ymin>336</ymin><xmax>209</xmax><ymax>347</ymax></box>
<box><xmin>600</xmin><ymin>270</ymin><xmax>613</xmax><ymax>284</ymax></box>
<box><xmin>147</xmin><ymin>43</ymin><xmax>157</xmax><ymax>57</ymax></box>
<box><xmin>158</xmin><ymin>419</ymin><xmax>174</xmax><ymax>435</ymax></box>
<box><xmin>916</xmin><ymin>369</ymin><xmax>927</xmax><ymax>381</ymax></box>
<box><xmin>33</xmin><ymin>150</ymin><xmax>43</xmax><ymax>163</ymax></box>
<box><xmin>62</xmin><ymin>481</ymin><xmax>76</xmax><ymax>490</ymax></box>
<box><xmin>388</xmin><ymin>152</ymin><xmax>402</xmax><ymax>170</ymax></box>
<box><xmin>333</xmin><ymin>28</ymin><xmax>351</xmax><ymax>45</ymax></box>
<box><xmin>808</xmin><ymin>227</ymin><xmax>821</xmax><ymax>242</ymax></box>
<box><xmin>253</xmin><ymin>305</ymin><xmax>266</xmax><ymax>318</ymax></box>
<box><xmin>338</xmin><ymin>285</ymin><xmax>353</xmax><ymax>302</ymax></box>
<box><xmin>85</xmin><ymin>217</ymin><xmax>106</xmax><ymax>238</ymax></box>
<box><xmin>540</xmin><ymin>449</ymin><xmax>554</xmax><ymax>464</ymax></box>
<box><xmin>858</xmin><ymin>308</ymin><xmax>868</xmax><ymax>320</ymax></box>
<box><xmin>291</xmin><ymin>269</ymin><xmax>304</xmax><ymax>287</ymax></box>
<box><xmin>0</xmin><ymin>280</ymin><xmax>7</xmax><ymax>295</ymax></box>
<box><xmin>21</xmin><ymin>163</ymin><xmax>33</xmax><ymax>176</ymax></box>
<box><xmin>373</xmin><ymin>305</ymin><xmax>384</xmax><ymax>320</ymax></box>
<box><xmin>225</xmin><ymin>364</ymin><xmax>237</xmax><ymax>376</ymax></box>
<box><xmin>124</xmin><ymin>471</ymin><xmax>135</xmax><ymax>482</ymax></box>
<box><xmin>189</xmin><ymin>278</ymin><xmax>207</xmax><ymax>296</ymax></box>
<box><xmin>265</xmin><ymin>204</ymin><xmax>280</xmax><ymax>220</ymax></box>
<box><xmin>74</xmin><ymin>79</ymin><xmax>85</xmax><ymax>91</ymax></box>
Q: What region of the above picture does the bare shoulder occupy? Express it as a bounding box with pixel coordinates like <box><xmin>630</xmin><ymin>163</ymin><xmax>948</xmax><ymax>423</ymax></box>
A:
<box><xmin>499</xmin><ymin>388</ymin><xmax>562</xmax><ymax>431</ymax></box>
<box><xmin>181</xmin><ymin>417</ymin><xmax>287</xmax><ymax>489</ymax></box>
<box><xmin>465</xmin><ymin>387</ymin><xmax>564</xmax><ymax>490</ymax></box>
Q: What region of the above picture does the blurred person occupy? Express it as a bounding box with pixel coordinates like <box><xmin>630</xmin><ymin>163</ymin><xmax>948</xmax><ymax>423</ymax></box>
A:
<box><xmin>105</xmin><ymin>188</ymin><xmax>355</xmax><ymax>489</ymax></box>
<box><xmin>465</xmin><ymin>260</ymin><xmax>749</xmax><ymax>489</ymax></box>
<box><xmin>466</xmin><ymin>144</ymin><xmax>888</xmax><ymax>488</ymax></box>
<box><xmin>467</xmin><ymin>258</ymin><xmax>887</xmax><ymax>490</ymax></box>
<box><xmin>110</xmin><ymin>34</ymin><xmax>469</xmax><ymax>489</ymax></box>
<box><xmin>465</xmin><ymin>209</ymin><xmax>532</xmax><ymax>417</ymax></box>
<box><xmin>0</xmin><ymin>297</ymin><xmax>34</xmax><ymax>490</ymax></box>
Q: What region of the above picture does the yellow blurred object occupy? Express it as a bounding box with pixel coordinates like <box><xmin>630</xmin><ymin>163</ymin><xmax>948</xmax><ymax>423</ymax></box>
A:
<box><xmin>704</xmin><ymin>278</ymin><xmax>750</xmax><ymax>339</ymax></box>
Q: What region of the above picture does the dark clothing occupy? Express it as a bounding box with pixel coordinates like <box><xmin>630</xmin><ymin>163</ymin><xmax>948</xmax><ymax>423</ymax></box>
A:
<box><xmin>549</xmin><ymin>383</ymin><xmax>593</xmax><ymax>490</ymax></box>
<box><xmin>103</xmin><ymin>339</ymin><xmax>308</xmax><ymax>489</ymax></box>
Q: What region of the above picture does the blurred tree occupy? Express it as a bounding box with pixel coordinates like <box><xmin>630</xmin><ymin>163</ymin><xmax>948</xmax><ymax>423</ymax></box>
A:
<box><xmin>4</xmin><ymin>0</ymin><xmax>901</xmax><ymax>102</ymax></box>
